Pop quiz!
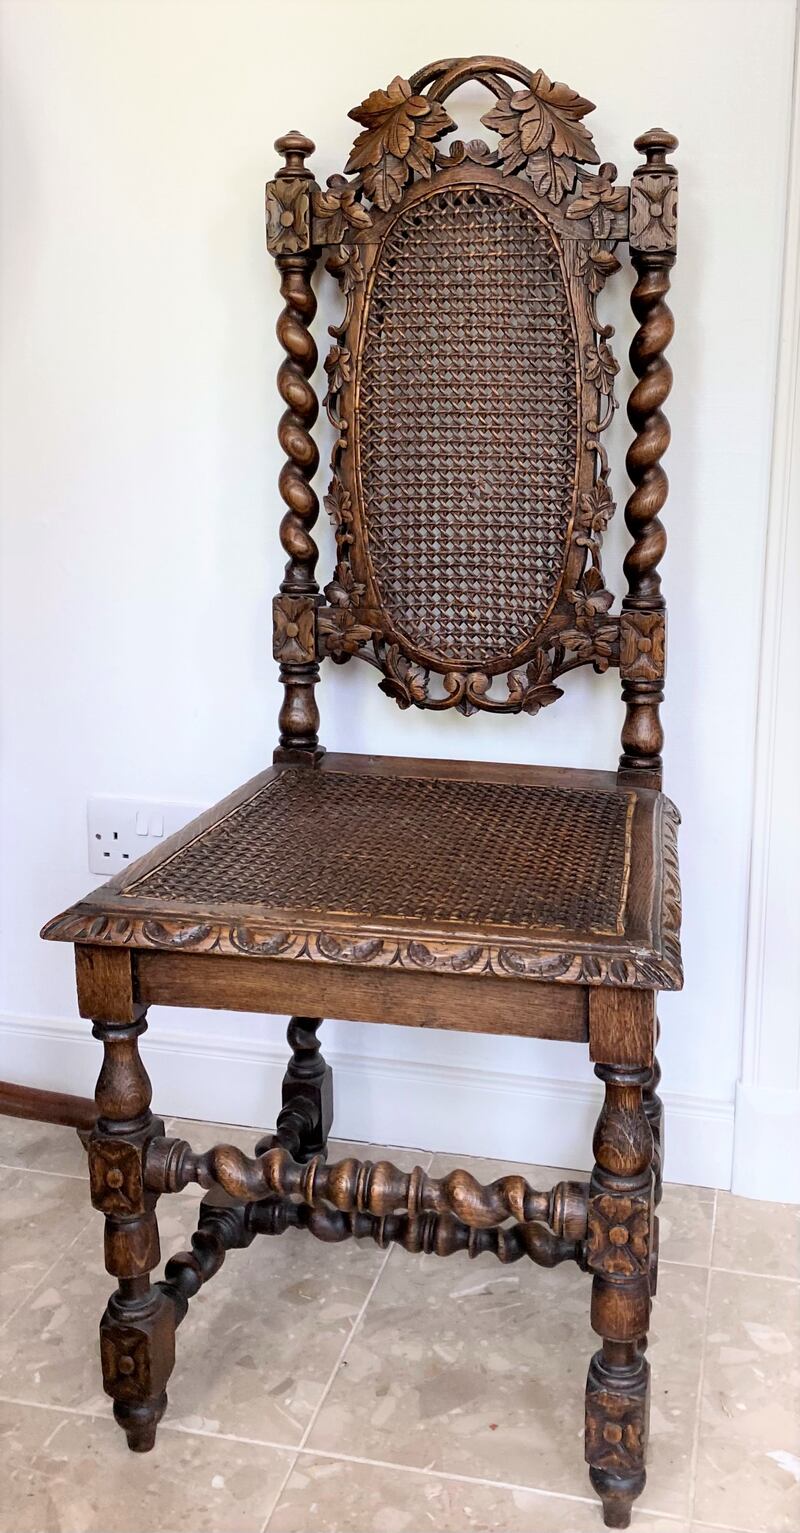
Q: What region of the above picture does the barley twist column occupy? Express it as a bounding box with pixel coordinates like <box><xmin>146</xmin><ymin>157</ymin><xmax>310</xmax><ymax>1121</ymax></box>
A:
<box><xmin>619</xmin><ymin>130</ymin><xmax>678</xmax><ymax>792</ymax></box>
<box><xmin>267</xmin><ymin>132</ymin><xmax>323</xmax><ymax>763</ymax></box>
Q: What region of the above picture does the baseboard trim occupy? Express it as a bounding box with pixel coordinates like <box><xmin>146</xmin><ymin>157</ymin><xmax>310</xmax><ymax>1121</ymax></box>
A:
<box><xmin>0</xmin><ymin>1012</ymin><xmax>734</xmax><ymax>1189</ymax></box>
<box><xmin>731</xmin><ymin>1082</ymin><xmax>800</xmax><ymax>1203</ymax></box>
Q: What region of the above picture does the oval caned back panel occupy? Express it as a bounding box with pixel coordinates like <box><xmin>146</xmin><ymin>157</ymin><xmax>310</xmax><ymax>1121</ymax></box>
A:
<box><xmin>356</xmin><ymin>184</ymin><xmax>580</xmax><ymax>669</ymax></box>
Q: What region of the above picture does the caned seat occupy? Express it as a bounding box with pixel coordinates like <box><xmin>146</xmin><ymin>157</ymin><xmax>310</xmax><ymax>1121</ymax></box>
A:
<box><xmin>39</xmin><ymin>57</ymin><xmax>681</xmax><ymax>1531</ymax></box>
<box><xmin>43</xmin><ymin>756</ymin><xmax>681</xmax><ymax>993</ymax></box>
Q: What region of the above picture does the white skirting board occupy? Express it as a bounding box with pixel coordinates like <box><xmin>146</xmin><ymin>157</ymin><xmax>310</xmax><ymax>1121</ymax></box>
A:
<box><xmin>1</xmin><ymin>1012</ymin><xmax>733</xmax><ymax>1190</ymax></box>
<box><xmin>731</xmin><ymin>1082</ymin><xmax>800</xmax><ymax>1203</ymax></box>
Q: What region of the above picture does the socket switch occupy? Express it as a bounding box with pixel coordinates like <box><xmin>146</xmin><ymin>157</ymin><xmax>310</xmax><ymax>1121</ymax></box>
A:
<box><xmin>88</xmin><ymin>796</ymin><xmax>205</xmax><ymax>877</ymax></box>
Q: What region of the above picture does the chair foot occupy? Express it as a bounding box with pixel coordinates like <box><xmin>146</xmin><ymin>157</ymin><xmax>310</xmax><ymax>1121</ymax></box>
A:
<box><xmin>589</xmin><ymin>1465</ymin><xmax>645</xmax><ymax>1529</ymax></box>
<box><xmin>113</xmin><ymin>1392</ymin><xmax>167</xmax><ymax>1452</ymax></box>
<box><xmin>586</xmin><ymin>1348</ymin><xmax>650</xmax><ymax>1527</ymax></box>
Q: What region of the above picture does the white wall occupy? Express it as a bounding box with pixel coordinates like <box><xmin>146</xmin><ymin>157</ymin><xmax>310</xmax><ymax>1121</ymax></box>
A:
<box><xmin>1</xmin><ymin>0</ymin><xmax>797</xmax><ymax>1190</ymax></box>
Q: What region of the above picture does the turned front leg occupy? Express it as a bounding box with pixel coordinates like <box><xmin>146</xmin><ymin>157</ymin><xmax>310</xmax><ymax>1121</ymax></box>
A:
<box><xmin>89</xmin><ymin>1012</ymin><xmax>175</xmax><ymax>1451</ymax></box>
<box><xmin>586</xmin><ymin>991</ymin><xmax>656</xmax><ymax>1528</ymax></box>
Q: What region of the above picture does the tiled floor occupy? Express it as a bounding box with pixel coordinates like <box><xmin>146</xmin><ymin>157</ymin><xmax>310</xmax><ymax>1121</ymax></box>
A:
<box><xmin>1</xmin><ymin>1118</ymin><xmax>798</xmax><ymax>1533</ymax></box>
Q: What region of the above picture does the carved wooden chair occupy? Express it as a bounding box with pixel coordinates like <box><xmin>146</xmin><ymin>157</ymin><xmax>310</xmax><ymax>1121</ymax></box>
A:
<box><xmin>42</xmin><ymin>57</ymin><xmax>680</xmax><ymax>1528</ymax></box>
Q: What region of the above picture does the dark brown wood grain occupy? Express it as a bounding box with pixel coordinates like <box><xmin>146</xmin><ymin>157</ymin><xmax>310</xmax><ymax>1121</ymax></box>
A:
<box><xmin>0</xmin><ymin>1081</ymin><xmax>96</xmax><ymax>1132</ymax></box>
<box><xmin>135</xmin><ymin>952</ymin><xmax>588</xmax><ymax>1040</ymax></box>
<box><xmin>36</xmin><ymin>57</ymin><xmax>680</xmax><ymax>1529</ymax></box>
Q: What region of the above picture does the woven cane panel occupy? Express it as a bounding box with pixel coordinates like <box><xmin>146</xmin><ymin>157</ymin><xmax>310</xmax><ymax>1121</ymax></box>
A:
<box><xmin>126</xmin><ymin>772</ymin><xmax>634</xmax><ymax>936</ymax></box>
<box><xmin>357</xmin><ymin>185</ymin><xmax>579</xmax><ymax>667</ymax></box>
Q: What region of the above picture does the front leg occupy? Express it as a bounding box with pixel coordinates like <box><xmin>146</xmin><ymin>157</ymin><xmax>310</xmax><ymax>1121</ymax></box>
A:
<box><xmin>585</xmin><ymin>992</ymin><xmax>656</xmax><ymax>1528</ymax></box>
<box><xmin>89</xmin><ymin>1010</ymin><xmax>175</xmax><ymax>1451</ymax></box>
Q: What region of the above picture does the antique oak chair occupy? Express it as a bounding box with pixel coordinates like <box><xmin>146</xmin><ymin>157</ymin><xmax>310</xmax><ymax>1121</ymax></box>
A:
<box><xmin>42</xmin><ymin>57</ymin><xmax>681</xmax><ymax>1528</ymax></box>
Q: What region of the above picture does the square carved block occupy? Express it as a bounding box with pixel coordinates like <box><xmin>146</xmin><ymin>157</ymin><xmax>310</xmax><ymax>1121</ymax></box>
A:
<box><xmin>587</xmin><ymin>1191</ymin><xmax>651</xmax><ymax>1277</ymax></box>
<box><xmin>99</xmin><ymin>1300</ymin><xmax>175</xmax><ymax>1404</ymax></box>
<box><xmin>89</xmin><ymin>1137</ymin><xmax>145</xmax><ymax>1218</ymax></box>
<box><xmin>620</xmin><ymin>610</ymin><xmax>666</xmax><ymax>683</ymax></box>
<box><xmin>585</xmin><ymin>1359</ymin><xmax>650</xmax><ymax>1475</ymax></box>
<box><xmin>272</xmin><ymin>593</ymin><xmax>317</xmax><ymax>665</ymax></box>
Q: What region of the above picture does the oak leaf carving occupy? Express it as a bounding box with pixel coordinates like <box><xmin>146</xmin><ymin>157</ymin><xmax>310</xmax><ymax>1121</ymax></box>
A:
<box><xmin>481</xmin><ymin>70</ymin><xmax>599</xmax><ymax>201</ymax></box>
<box><xmin>346</xmin><ymin>76</ymin><xmax>455</xmax><ymax>211</ymax></box>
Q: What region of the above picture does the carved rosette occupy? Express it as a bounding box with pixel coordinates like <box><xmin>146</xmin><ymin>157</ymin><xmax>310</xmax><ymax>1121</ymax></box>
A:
<box><xmin>265</xmin><ymin>177</ymin><xmax>311</xmax><ymax>255</ymax></box>
<box><xmin>629</xmin><ymin>173</ymin><xmax>677</xmax><ymax>254</ymax></box>
<box><xmin>587</xmin><ymin>1192</ymin><xmax>651</xmax><ymax>1277</ymax></box>
<box><xmin>620</xmin><ymin>611</ymin><xmax>666</xmax><ymax>683</ymax></box>
<box><xmin>272</xmin><ymin>593</ymin><xmax>317</xmax><ymax>665</ymax></box>
<box><xmin>89</xmin><ymin>1137</ymin><xmax>146</xmax><ymax>1217</ymax></box>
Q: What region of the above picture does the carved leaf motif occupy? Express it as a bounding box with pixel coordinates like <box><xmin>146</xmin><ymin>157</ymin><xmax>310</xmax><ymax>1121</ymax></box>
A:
<box><xmin>346</xmin><ymin>76</ymin><xmax>455</xmax><ymax>211</ymax></box>
<box><xmin>326</xmin><ymin>241</ymin><xmax>364</xmax><ymax>295</ymax></box>
<box><xmin>317</xmin><ymin>605</ymin><xmax>373</xmax><ymax>659</ymax></box>
<box><xmin>324</xmin><ymin>345</ymin><xmax>351</xmax><ymax>396</ymax></box>
<box><xmin>507</xmin><ymin>648</ymin><xmax>564</xmax><ymax>716</ymax></box>
<box><xmin>313</xmin><ymin>176</ymin><xmax>372</xmax><ymax>244</ymax></box>
<box><xmin>577</xmin><ymin>241</ymin><xmax>622</xmax><ymax>294</ymax></box>
<box><xmin>568</xmin><ymin>564</ymin><xmax>615</xmax><ymax>620</ymax></box>
<box><xmin>566</xmin><ymin>164</ymin><xmax>627</xmax><ymax>237</ymax></box>
<box><xmin>584</xmin><ymin>338</ymin><xmax>619</xmax><ymax>395</ymax></box>
<box><xmin>324</xmin><ymin>561</ymin><xmax>364</xmax><ymax>610</ymax></box>
<box><xmin>481</xmin><ymin>70</ymin><xmax>599</xmax><ymax>200</ymax></box>
<box><xmin>578</xmin><ymin>478</ymin><xmax>616</xmax><ymax>537</ymax></box>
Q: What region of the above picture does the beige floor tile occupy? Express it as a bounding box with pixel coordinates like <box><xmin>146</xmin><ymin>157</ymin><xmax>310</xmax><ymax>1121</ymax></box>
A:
<box><xmin>306</xmin><ymin>1154</ymin><xmax>706</xmax><ymax>1521</ymax></box>
<box><xmin>658</xmin><ymin>1183</ymin><xmax>715</xmax><ymax>1268</ymax></box>
<box><xmin>168</xmin><ymin>1118</ymin><xmax>434</xmax><ymax>1169</ymax></box>
<box><xmin>0</xmin><ymin>1118</ymin><xmax>88</xmax><ymax>1179</ymax></box>
<box><xmin>0</xmin><ymin>1166</ymin><xmax>93</xmax><ymax>1328</ymax></box>
<box><xmin>166</xmin><ymin>1117</ymin><xmax>274</xmax><ymax>1157</ymax></box>
<box><xmin>712</xmin><ymin>1192</ymin><xmax>800</xmax><ymax>1280</ymax></box>
<box><xmin>0</xmin><ymin>1400</ymin><xmax>293</xmax><ymax>1533</ymax></box>
<box><xmin>0</xmin><ymin>1191</ymin><xmax>197</xmax><ymax>1415</ymax></box>
<box><xmin>693</xmin><ymin>1269</ymin><xmax>800</xmax><ymax>1532</ymax></box>
<box><xmin>266</xmin><ymin>1453</ymin><xmax>684</xmax><ymax>1532</ymax></box>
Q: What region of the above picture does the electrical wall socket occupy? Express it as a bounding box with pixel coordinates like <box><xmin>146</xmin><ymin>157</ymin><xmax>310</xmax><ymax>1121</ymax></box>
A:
<box><xmin>87</xmin><ymin>796</ymin><xmax>205</xmax><ymax>877</ymax></box>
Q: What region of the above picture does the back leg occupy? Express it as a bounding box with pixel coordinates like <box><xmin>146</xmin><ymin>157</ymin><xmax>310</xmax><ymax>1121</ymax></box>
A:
<box><xmin>257</xmin><ymin>1016</ymin><xmax>333</xmax><ymax>1163</ymax></box>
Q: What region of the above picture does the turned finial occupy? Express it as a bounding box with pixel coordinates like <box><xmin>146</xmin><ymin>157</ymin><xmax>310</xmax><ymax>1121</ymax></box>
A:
<box><xmin>633</xmin><ymin>128</ymin><xmax>678</xmax><ymax>168</ymax></box>
<box><xmin>275</xmin><ymin>130</ymin><xmax>315</xmax><ymax>176</ymax></box>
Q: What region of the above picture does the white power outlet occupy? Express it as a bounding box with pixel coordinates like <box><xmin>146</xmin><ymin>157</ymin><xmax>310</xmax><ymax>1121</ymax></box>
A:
<box><xmin>87</xmin><ymin>796</ymin><xmax>205</xmax><ymax>877</ymax></box>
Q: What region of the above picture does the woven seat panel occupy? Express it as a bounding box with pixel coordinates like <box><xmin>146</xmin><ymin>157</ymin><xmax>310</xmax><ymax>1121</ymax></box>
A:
<box><xmin>126</xmin><ymin>771</ymin><xmax>634</xmax><ymax>936</ymax></box>
<box><xmin>358</xmin><ymin>185</ymin><xmax>578</xmax><ymax>667</ymax></box>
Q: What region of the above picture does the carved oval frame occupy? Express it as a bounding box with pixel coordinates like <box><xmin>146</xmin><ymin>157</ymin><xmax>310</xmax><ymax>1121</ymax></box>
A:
<box><xmin>314</xmin><ymin>58</ymin><xmax>628</xmax><ymax>715</ymax></box>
